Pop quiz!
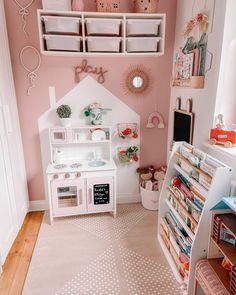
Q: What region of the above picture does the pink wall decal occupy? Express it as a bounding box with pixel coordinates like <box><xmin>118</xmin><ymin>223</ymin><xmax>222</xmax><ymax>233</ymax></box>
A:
<box><xmin>3</xmin><ymin>0</ymin><xmax>177</xmax><ymax>201</ymax></box>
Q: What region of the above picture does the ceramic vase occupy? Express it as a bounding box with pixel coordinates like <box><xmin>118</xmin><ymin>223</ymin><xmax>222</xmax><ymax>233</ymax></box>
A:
<box><xmin>60</xmin><ymin>118</ymin><xmax>71</xmax><ymax>127</ymax></box>
<box><xmin>72</xmin><ymin>0</ymin><xmax>84</xmax><ymax>11</ymax></box>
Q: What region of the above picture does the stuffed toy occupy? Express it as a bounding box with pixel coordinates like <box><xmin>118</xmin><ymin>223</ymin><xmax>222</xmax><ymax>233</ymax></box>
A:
<box><xmin>137</xmin><ymin>165</ymin><xmax>166</xmax><ymax>190</ymax></box>
<box><xmin>134</xmin><ymin>0</ymin><xmax>159</xmax><ymax>13</ymax></box>
<box><xmin>137</xmin><ymin>166</ymin><xmax>155</xmax><ymax>187</ymax></box>
<box><xmin>154</xmin><ymin>166</ymin><xmax>166</xmax><ymax>191</ymax></box>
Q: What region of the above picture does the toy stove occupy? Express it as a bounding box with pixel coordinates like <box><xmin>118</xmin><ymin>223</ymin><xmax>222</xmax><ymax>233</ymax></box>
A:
<box><xmin>54</xmin><ymin>163</ymin><xmax>82</xmax><ymax>170</ymax></box>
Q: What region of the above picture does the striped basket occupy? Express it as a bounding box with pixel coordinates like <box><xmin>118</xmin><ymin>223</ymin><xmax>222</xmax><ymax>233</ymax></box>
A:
<box><xmin>96</xmin><ymin>0</ymin><xmax>120</xmax><ymax>12</ymax></box>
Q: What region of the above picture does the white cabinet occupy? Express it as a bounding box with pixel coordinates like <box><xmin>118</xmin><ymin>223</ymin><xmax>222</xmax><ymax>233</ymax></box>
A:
<box><xmin>48</xmin><ymin>172</ymin><xmax>116</xmax><ymax>223</ymax></box>
<box><xmin>38</xmin><ymin>10</ymin><xmax>166</xmax><ymax>56</ymax></box>
<box><xmin>0</xmin><ymin>0</ymin><xmax>29</xmax><ymax>270</ymax></box>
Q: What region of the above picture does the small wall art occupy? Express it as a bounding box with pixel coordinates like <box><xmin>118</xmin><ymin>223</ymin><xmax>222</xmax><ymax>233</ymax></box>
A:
<box><xmin>13</xmin><ymin>0</ymin><xmax>35</xmax><ymax>36</ymax></box>
<box><xmin>122</xmin><ymin>65</ymin><xmax>151</xmax><ymax>96</ymax></box>
<box><xmin>20</xmin><ymin>46</ymin><xmax>41</xmax><ymax>96</ymax></box>
<box><xmin>146</xmin><ymin>111</ymin><xmax>165</xmax><ymax>129</ymax></box>
<box><xmin>75</xmin><ymin>59</ymin><xmax>108</xmax><ymax>84</ymax></box>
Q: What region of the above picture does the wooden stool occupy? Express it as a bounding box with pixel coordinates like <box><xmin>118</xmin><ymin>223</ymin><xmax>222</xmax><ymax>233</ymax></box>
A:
<box><xmin>193</xmin><ymin>260</ymin><xmax>230</xmax><ymax>295</ymax></box>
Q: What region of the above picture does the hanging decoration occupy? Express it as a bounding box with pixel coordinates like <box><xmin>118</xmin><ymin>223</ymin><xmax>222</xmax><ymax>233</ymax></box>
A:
<box><xmin>13</xmin><ymin>0</ymin><xmax>35</xmax><ymax>36</ymax></box>
<box><xmin>146</xmin><ymin>111</ymin><xmax>165</xmax><ymax>129</ymax></box>
<box><xmin>75</xmin><ymin>59</ymin><xmax>108</xmax><ymax>84</ymax></box>
<box><xmin>20</xmin><ymin>46</ymin><xmax>41</xmax><ymax>96</ymax></box>
<box><xmin>183</xmin><ymin>12</ymin><xmax>209</xmax><ymax>38</ymax></box>
<box><xmin>122</xmin><ymin>65</ymin><xmax>152</xmax><ymax>96</ymax></box>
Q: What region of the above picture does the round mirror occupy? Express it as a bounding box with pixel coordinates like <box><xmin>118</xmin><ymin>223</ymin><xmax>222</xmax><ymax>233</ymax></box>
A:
<box><xmin>132</xmin><ymin>76</ymin><xmax>143</xmax><ymax>88</ymax></box>
<box><xmin>123</xmin><ymin>66</ymin><xmax>151</xmax><ymax>96</ymax></box>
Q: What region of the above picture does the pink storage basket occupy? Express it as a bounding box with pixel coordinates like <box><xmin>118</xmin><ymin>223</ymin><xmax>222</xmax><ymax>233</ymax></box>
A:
<box><xmin>96</xmin><ymin>0</ymin><xmax>120</xmax><ymax>12</ymax></box>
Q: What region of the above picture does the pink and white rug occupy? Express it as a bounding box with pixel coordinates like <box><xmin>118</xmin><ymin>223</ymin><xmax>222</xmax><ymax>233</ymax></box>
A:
<box><xmin>23</xmin><ymin>204</ymin><xmax>181</xmax><ymax>295</ymax></box>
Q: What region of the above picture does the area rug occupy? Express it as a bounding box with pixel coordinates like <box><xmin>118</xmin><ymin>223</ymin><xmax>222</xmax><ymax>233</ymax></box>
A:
<box><xmin>23</xmin><ymin>204</ymin><xmax>181</xmax><ymax>295</ymax></box>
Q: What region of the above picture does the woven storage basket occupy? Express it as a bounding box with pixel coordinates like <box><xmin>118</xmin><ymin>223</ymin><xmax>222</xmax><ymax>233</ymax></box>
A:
<box><xmin>96</xmin><ymin>0</ymin><xmax>120</xmax><ymax>12</ymax></box>
<box><xmin>134</xmin><ymin>0</ymin><xmax>159</xmax><ymax>13</ymax></box>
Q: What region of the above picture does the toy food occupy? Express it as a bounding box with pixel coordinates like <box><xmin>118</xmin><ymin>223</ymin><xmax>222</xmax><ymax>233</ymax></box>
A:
<box><xmin>119</xmin><ymin>127</ymin><xmax>138</xmax><ymax>139</ymax></box>
<box><xmin>119</xmin><ymin>146</ymin><xmax>139</xmax><ymax>163</ymax></box>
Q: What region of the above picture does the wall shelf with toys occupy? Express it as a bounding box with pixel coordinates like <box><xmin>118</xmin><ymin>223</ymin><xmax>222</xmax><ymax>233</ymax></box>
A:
<box><xmin>158</xmin><ymin>142</ymin><xmax>233</xmax><ymax>295</ymax></box>
<box><xmin>37</xmin><ymin>10</ymin><xmax>166</xmax><ymax>56</ymax></box>
<box><xmin>208</xmin><ymin>197</ymin><xmax>236</xmax><ymax>294</ymax></box>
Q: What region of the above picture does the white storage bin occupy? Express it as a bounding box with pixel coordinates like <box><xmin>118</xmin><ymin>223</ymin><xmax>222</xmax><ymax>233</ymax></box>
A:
<box><xmin>86</xmin><ymin>18</ymin><xmax>122</xmax><ymax>36</ymax></box>
<box><xmin>42</xmin><ymin>16</ymin><xmax>80</xmax><ymax>35</ymax></box>
<box><xmin>140</xmin><ymin>186</ymin><xmax>160</xmax><ymax>211</ymax></box>
<box><xmin>127</xmin><ymin>37</ymin><xmax>159</xmax><ymax>52</ymax></box>
<box><xmin>42</xmin><ymin>0</ymin><xmax>71</xmax><ymax>11</ymax></box>
<box><xmin>126</xmin><ymin>19</ymin><xmax>161</xmax><ymax>36</ymax></box>
<box><xmin>44</xmin><ymin>35</ymin><xmax>81</xmax><ymax>51</ymax></box>
<box><xmin>87</xmin><ymin>37</ymin><xmax>121</xmax><ymax>52</ymax></box>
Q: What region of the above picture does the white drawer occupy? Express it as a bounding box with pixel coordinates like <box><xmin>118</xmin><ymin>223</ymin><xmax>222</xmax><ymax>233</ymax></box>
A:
<box><xmin>126</xmin><ymin>37</ymin><xmax>159</xmax><ymax>52</ymax></box>
<box><xmin>87</xmin><ymin>37</ymin><xmax>121</xmax><ymax>52</ymax></box>
<box><xmin>44</xmin><ymin>35</ymin><xmax>82</xmax><ymax>51</ymax></box>
<box><xmin>86</xmin><ymin>18</ymin><xmax>122</xmax><ymax>36</ymax></box>
<box><xmin>126</xmin><ymin>19</ymin><xmax>161</xmax><ymax>36</ymax></box>
<box><xmin>42</xmin><ymin>16</ymin><xmax>80</xmax><ymax>34</ymax></box>
<box><xmin>42</xmin><ymin>0</ymin><xmax>71</xmax><ymax>11</ymax></box>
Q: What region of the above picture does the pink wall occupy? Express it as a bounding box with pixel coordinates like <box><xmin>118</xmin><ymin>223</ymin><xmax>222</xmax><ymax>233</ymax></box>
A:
<box><xmin>4</xmin><ymin>0</ymin><xmax>177</xmax><ymax>201</ymax></box>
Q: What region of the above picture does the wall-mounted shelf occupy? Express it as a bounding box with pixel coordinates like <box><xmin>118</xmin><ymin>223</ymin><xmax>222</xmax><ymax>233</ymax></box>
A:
<box><xmin>37</xmin><ymin>10</ymin><xmax>166</xmax><ymax>56</ymax></box>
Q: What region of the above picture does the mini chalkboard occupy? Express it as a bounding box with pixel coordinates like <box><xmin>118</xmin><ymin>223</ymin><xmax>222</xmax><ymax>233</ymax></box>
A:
<box><xmin>173</xmin><ymin>110</ymin><xmax>194</xmax><ymax>144</ymax></box>
<box><xmin>94</xmin><ymin>184</ymin><xmax>110</xmax><ymax>205</ymax></box>
<box><xmin>173</xmin><ymin>97</ymin><xmax>194</xmax><ymax>144</ymax></box>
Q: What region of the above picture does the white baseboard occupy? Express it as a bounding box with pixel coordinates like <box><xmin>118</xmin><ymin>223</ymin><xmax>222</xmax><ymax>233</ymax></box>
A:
<box><xmin>29</xmin><ymin>194</ymin><xmax>141</xmax><ymax>212</ymax></box>
<box><xmin>29</xmin><ymin>200</ymin><xmax>49</xmax><ymax>212</ymax></box>
<box><xmin>117</xmin><ymin>193</ymin><xmax>141</xmax><ymax>204</ymax></box>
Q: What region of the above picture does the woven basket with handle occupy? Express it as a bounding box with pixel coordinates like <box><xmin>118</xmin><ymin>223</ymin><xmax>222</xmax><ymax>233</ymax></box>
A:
<box><xmin>134</xmin><ymin>0</ymin><xmax>159</xmax><ymax>13</ymax></box>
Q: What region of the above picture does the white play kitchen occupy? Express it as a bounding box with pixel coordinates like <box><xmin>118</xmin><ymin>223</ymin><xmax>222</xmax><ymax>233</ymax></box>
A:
<box><xmin>46</xmin><ymin>125</ymin><xmax>117</xmax><ymax>223</ymax></box>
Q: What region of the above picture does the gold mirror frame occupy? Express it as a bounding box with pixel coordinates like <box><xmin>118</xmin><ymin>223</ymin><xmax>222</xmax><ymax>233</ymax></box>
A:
<box><xmin>123</xmin><ymin>66</ymin><xmax>151</xmax><ymax>96</ymax></box>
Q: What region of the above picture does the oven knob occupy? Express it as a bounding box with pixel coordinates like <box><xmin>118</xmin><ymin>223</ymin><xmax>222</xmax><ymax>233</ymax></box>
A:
<box><xmin>65</xmin><ymin>173</ymin><xmax>70</xmax><ymax>179</ymax></box>
<box><xmin>53</xmin><ymin>174</ymin><xmax>59</xmax><ymax>180</ymax></box>
<box><xmin>76</xmin><ymin>172</ymin><xmax>81</xmax><ymax>178</ymax></box>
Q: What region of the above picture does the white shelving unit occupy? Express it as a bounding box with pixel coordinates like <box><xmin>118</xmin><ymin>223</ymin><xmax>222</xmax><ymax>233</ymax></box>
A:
<box><xmin>37</xmin><ymin>10</ymin><xmax>166</xmax><ymax>56</ymax></box>
<box><xmin>157</xmin><ymin>142</ymin><xmax>233</xmax><ymax>295</ymax></box>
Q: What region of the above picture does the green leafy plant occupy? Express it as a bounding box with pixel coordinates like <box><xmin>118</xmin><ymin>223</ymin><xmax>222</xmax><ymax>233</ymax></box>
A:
<box><xmin>56</xmin><ymin>105</ymin><xmax>72</xmax><ymax>119</ymax></box>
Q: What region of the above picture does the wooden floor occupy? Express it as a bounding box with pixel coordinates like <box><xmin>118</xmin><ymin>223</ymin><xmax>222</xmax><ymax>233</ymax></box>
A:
<box><xmin>0</xmin><ymin>212</ymin><xmax>44</xmax><ymax>295</ymax></box>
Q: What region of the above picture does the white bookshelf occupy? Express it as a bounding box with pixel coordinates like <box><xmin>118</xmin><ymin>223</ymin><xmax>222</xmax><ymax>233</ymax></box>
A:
<box><xmin>37</xmin><ymin>10</ymin><xmax>166</xmax><ymax>56</ymax></box>
<box><xmin>157</xmin><ymin>142</ymin><xmax>233</xmax><ymax>294</ymax></box>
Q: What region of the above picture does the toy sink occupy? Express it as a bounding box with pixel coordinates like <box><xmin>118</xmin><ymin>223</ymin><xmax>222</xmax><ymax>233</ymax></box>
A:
<box><xmin>88</xmin><ymin>160</ymin><xmax>106</xmax><ymax>167</ymax></box>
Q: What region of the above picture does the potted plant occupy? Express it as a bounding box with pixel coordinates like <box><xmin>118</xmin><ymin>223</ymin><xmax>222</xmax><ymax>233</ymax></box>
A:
<box><xmin>56</xmin><ymin>104</ymin><xmax>72</xmax><ymax>127</ymax></box>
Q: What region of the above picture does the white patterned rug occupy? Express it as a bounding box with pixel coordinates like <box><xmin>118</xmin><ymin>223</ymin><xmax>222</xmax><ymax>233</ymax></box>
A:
<box><xmin>23</xmin><ymin>204</ymin><xmax>181</xmax><ymax>295</ymax></box>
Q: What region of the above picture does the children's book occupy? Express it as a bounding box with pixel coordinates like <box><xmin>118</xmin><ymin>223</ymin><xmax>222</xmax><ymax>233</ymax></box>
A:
<box><xmin>182</xmin><ymin>53</ymin><xmax>194</xmax><ymax>79</ymax></box>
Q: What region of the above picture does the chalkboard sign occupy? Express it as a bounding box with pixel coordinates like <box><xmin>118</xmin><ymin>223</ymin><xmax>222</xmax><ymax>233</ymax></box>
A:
<box><xmin>173</xmin><ymin>110</ymin><xmax>194</xmax><ymax>144</ymax></box>
<box><xmin>94</xmin><ymin>184</ymin><xmax>110</xmax><ymax>205</ymax></box>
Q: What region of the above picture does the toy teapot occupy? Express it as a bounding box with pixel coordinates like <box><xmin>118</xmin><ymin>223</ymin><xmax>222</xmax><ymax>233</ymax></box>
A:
<box><xmin>84</xmin><ymin>102</ymin><xmax>112</xmax><ymax>125</ymax></box>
